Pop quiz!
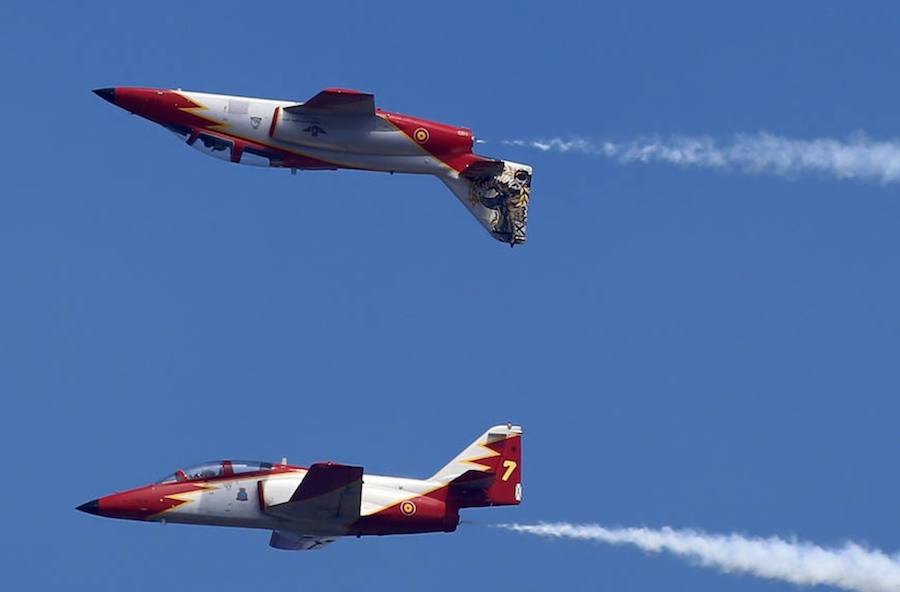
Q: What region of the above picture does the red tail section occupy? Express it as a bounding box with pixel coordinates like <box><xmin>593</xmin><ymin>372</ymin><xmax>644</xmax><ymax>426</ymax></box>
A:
<box><xmin>432</xmin><ymin>425</ymin><xmax>522</xmax><ymax>508</ymax></box>
<box><xmin>480</xmin><ymin>430</ymin><xmax>521</xmax><ymax>506</ymax></box>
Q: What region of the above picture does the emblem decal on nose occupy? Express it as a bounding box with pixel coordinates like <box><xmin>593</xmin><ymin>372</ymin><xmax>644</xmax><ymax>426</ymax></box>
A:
<box><xmin>250</xmin><ymin>116</ymin><xmax>262</xmax><ymax>129</ymax></box>
<box><xmin>236</xmin><ymin>488</ymin><xmax>248</xmax><ymax>501</ymax></box>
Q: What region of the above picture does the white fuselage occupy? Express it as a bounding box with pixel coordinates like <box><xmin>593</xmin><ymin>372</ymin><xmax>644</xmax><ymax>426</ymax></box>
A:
<box><xmin>154</xmin><ymin>470</ymin><xmax>442</xmax><ymax>532</ymax></box>
<box><xmin>178</xmin><ymin>91</ymin><xmax>457</xmax><ymax>176</ymax></box>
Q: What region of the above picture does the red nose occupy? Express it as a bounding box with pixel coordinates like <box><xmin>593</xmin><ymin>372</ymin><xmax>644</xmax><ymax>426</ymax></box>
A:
<box><xmin>92</xmin><ymin>87</ymin><xmax>201</xmax><ymax>127</ymax></box>
<box><xmin>96</xmin><ymin>87</ymin><xmax>158</xmax><ymax>115</ymax></box>
<box><xmin>77</xmin><ymin>489</ymin><xmax>158</xmax><ymax>520</ymax></box>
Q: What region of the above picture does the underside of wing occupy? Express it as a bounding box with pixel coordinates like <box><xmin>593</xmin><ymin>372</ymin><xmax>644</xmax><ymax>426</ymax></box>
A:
<box><xmin>269</xmin><ymin>530</ymin><xmax>337</xmax><ymax>551</ymax></box>
<box><xmin>285</xmin><ymin>88</ymin><xmax>375</xmax><ymax>117</ymax></box>
<box><xmin>263</xmin><ymin>462</ymin><xmax>363</xmax><ymax>532</ymax></box>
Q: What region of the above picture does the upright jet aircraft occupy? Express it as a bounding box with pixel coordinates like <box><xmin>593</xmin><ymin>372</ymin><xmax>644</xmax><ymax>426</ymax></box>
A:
<box><xmin>77</xmin><ymin>424</ymin><xmax>522</xmax><ymax>551</ymax></box>
<box><xmin>93</xmin><ymin>87</ymin><xmax>532</xmax><ymax>245</ymax></box>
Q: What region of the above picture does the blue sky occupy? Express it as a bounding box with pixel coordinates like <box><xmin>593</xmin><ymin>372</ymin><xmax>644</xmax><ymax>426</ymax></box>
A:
<box><xmin>2</xmin><ymin>2</ymin><xmax>898</xmax><ymax>590</ymax></box>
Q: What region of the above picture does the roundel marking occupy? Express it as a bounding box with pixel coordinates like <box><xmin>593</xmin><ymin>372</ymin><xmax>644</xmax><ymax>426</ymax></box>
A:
<box><xmin>400</xmin><ymin>500</ymin><xmax>417</xmax><ymax>516</ymax></box>
<box><xmin>413</xmin><ymin>127</ymin><xmax>429</xmax><ymax>143</ymax></box>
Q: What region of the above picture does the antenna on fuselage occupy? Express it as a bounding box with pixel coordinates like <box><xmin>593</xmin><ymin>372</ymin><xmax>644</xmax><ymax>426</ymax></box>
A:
<box><xmin>281</xmin><ymin>456</ymin><xmax>288</xmax><ymax>465</ymax></box>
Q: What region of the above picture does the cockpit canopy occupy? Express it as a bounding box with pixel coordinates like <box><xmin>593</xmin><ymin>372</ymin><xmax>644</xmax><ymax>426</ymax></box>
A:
<box><xmin>157</xmin><ymin>460</ymin><xmax>275</xmax><ymax>483</ymax></box>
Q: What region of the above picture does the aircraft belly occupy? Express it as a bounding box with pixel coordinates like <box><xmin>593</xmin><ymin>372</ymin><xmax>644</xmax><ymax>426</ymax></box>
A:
<box><xmin>202</xmin><ymin>126</ymin><xmax>445</xmax><ymax>174</ymax></box>
<box><xmin>274</xmin><ymin>112</ymin><xmax>416</xmax><ymax>154</ymax></box>
<box><xmin>279</xmin><ymin>132</ymin><xmax>422</xmax><ymax>157</ymax></box>
<box><xmin>162</xmin><ymin>513</ymin><xmax>279</xmax><ymax>530</ymax></box>
<box><xmin>169</xmin><ymin>93</ymin><xmax>451</xmax><ymax>174</ymax></box>
<box><xmin>334</xmin><ymin>153</ymin><xmax>446</xmax><ymax>174</ymax></box>
<box><xmin>264</xmin><ymin>143</ymin><xmax>446</xmax><ymax>174</ymax></box>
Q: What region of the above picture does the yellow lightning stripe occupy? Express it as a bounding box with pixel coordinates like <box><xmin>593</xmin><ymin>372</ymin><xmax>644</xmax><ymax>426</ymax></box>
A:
<box><xmin>150</xmin><ymin>483</ymin><xmax>218</xmax><ymax>517</ymax></box>
<box><xmin>458</xmin><ymin>440</ymin><xmax>503</xmax><ymax>472</ymax></box>
<box><xmin>171</xmin><ymin>91</ymin><xmax>232</xmax><ymax>133</ymax></box>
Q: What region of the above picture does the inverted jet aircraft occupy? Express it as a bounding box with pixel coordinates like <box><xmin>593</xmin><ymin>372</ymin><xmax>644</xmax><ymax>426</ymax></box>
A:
<box><xmin>93</xmin><ymin>86</ymin><xmax>532</xmax><ymax>245</ymax></box>
<box><xmin>77</xmin><ymin>424</ymin><xmax>522</xmax><ymax>551</ymax></box>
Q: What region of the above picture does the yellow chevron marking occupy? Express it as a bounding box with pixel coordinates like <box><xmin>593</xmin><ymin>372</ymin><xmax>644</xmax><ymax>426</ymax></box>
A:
<box><xmin>459</xmin><ymin>440</ymin><xmax>503</xmax><ymax>472</ymax></box>
<box><xmin>171</xmin><ymin>91</ymin><xmax>231</xmax><ymax>133</ymax></box>
<box><xmin>148</xmin><ymin>483</ymin><xmax>218</xmax><ymax>518</ymax></box>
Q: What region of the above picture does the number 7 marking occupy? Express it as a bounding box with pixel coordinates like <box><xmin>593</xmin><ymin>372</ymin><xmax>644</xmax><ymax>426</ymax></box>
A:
<box><xmin>502</xmin><ymin>460</ymin><xmax>517</xmax><ymax>481</ymax></box>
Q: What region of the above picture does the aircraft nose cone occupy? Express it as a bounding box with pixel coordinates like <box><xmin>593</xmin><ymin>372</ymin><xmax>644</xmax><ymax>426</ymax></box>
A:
<box><xmin>76</xmin><ymin>499</ymin><xmax>101</xmax><ymax>515</ymax></box>
<box><xmin>92</xmin><ymin>87</ymin><xmax>116</xmax><ymax>104</ymax></box>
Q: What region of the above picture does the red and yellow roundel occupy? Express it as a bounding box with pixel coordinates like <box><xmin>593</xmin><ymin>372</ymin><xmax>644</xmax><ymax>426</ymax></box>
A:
<box><xmin>400</xmin><ymin>500</ymin><xmax>417</xmax><ymax>516</ymax></box>
<box><xmin>413</xmin><ymin>127</ymin><xmax>429</xmax><ymax>143</ymax></box>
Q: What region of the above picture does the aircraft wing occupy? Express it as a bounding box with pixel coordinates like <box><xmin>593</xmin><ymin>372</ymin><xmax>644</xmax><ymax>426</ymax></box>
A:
<box><xmin>269</xmin><ymin>530</ymin><xmax>338</xmax><ymax>551</ymax></box>
<box><xmin>264</xmin><ymin>462</ymin><xmax>363</xmax><ymax>529</ymax></box>
<box><xmin>285</xmin><ymin>88</ymin><xmax>375</xmax><ymax>117</ymax></box>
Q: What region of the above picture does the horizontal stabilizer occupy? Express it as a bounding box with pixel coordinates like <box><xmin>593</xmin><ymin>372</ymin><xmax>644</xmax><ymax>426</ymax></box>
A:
<box><xmin>460</xmin><ymin>159</ymin><xmax>505</xmax><ymax>179</ymax></box>
<box><xmin>449</xmin><ymin>469</ymin><xmax>496</xmax><ymax>490</ymax></box>
<box><xmin>286</xmin><ymin>88</ymin><xmax>375</xmax><ymax>117</ymax></box>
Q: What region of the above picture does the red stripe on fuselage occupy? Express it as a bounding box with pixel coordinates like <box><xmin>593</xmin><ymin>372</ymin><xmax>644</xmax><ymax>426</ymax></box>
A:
<box><xmin>112</xmin><ymin>88</ymin><xmax>338</xmax><ymax>170</ymax></box>
<box><xmin>268</xmin><ymin>106</ymin><xmax>280</xmax><ymax>137</ymax></box>
<box><xmin>351</xmin><ymin>484</ymin><xmax>459</xmax><ymax>535</ymax></box>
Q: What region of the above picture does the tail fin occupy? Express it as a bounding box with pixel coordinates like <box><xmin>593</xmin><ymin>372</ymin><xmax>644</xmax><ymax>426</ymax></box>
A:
<box><xmin>430</xmin><ymin>424</ymin><xmax>523</xmax><ymax>507</ymax></box>
<box><xmin>441</xmin><ymin>160</ymin><xmax>532</xmax><ymax>245</ymax></box>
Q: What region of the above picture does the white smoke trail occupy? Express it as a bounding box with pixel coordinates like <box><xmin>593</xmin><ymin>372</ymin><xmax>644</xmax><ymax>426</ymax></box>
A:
<box><xmin>503</xmin><ymin>134</ymin><xmax>900</xmax><ymax>184</ymax></box>
<box><xmin>498</xmin><ymin>522</ymin><xmax>900</xmax><ymax>592</ymax></box>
